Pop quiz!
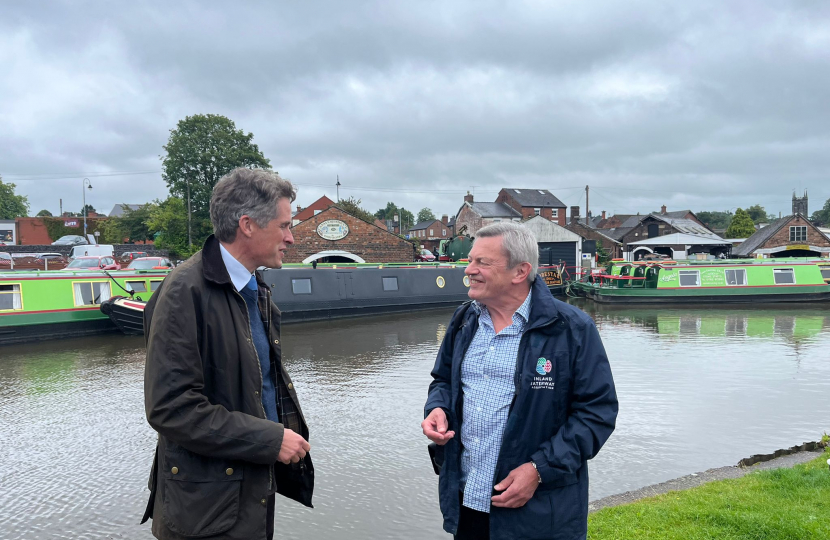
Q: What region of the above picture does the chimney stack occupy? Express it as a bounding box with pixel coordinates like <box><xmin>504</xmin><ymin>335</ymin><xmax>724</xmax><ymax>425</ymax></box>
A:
<box><xmin>570</xmin><ymin>206</ymin><xmax>580</xmax><ymax>225</ymax></box>
<box><xmin>464</xmin><ymin>191</ymin><xmax>474</xmax><ymax>204</ymax></box>
<box><xmin>661</xmin><ymin>205</ymin><xmax>667</xmax><ymax>215</ymax></box>
<box><xmin>297</xmin><ymin>205</ymin><xmax>303</xmax><ymax>212</ymax></box>
<box><xmin>442</xmin><ymin>214</ymin><xmax>449</xmax><ymax>226</ymax></box>
<box><xmin>601</xmin><ymin>210</ymin><xmax>606</xmax><ymax>220</ymax></box>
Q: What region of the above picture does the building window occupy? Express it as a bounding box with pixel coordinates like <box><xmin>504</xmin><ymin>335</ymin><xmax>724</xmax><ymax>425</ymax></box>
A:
<box><xmin>429</xmin><ymin>229</ymin><xmax>434</xmax><ymax>236</ymax></box>
<box><xmin>678</xmin><ymin>270</ymin><xmax>700</xmax><ymax>287</ymax></box>
<box><xmin>551</xmin><ymin>209</ymin><xmax>558</xmax><ymax>218</ymax></box>
<box><xmin>442</xmin><ymin>229</ymin><xmax>447</xmax><ymax>237</ymax></box>
<box><xmin>73</xmin><ymin>281</ymin><xmax>111</xmax><ymax>306</ymax></box>
<box><xmin>789</xmin><ymin>226</ymin><xmax>807</xmax><ymax>242</ymax></box>
<box><xmin>493</xmin><ymin>219</ymin><xmax>502</xmax><ymax>223</ymax></box>
<box><xmin>0</xmin><ymin>283</ymin><xmax>23</xmax><ymax>311</ymax></box>
<box><xmin>724</xmin><ymin>269</ymin><xmax>746</xmax><ymax>286</ymax></box>
<box><xmin>126</xmin><ymin>280</ymin><xmax>148</xmax><ymax>293</ymax></box>
<box><xmin>291</xmin><ymin>278</ymin><xmax>312</xmax><ymax>294</ymax></box>
<box><xmin>382</xmin><ymin>277</ymin><xmax>398</xmax><ymax>291</ymax></box>
<box><xmin>150</xmin><ymin>280</ymin><xmax>163</xmax><ymax>292</ymax></box>
<box><xmin>773</xmin><ymin>268</ymin><xmax>795</xmax><ymax>285</ymax></box>
<box><xmin>534</xmin><ymin>208</ymin><xmax>540</xmax><ymax>216</ymax></box>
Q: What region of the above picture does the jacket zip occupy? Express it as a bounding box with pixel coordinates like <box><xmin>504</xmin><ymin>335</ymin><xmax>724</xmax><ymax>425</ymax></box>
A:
<box><xmin>232</xmin><ymin>286</ymin><xmax>274</xmax><ymax>491</ymax></box>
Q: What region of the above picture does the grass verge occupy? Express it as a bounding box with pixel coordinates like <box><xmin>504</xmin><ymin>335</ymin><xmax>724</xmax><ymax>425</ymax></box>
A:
<box><xmin>588</xmin><ymin>449</ymin><xmax>830</xmax><ymax>539</ymax></box>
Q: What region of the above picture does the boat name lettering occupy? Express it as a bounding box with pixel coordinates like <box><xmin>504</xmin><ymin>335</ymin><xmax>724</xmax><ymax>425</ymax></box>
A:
<box><xmin>316</xmin><ymin>220</ymin><xmax>350</xmax><ymax>241</ymax></box>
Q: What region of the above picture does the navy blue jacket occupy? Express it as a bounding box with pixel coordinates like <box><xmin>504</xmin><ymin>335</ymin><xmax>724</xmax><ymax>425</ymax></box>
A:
<box><xmin>425</xmin><ymin>277</ymin><xmax>618</xmax><ymax>540</ymax></box>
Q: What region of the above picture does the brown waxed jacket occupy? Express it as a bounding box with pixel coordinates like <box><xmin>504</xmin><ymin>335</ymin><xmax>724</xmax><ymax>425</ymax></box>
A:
<box><xmin>142</xmin><ymin>235</ymin><xmax>313</xmax><ymax>540</ymax></box>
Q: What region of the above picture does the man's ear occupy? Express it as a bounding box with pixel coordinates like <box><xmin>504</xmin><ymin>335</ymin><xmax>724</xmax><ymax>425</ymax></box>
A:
<box><xmin>512</xmin><ymin>262</ymin><xmax>532</xmax><ymax>284</ymax></box>
<box><xmin>237</xmin><ymin>215</ymin><xmax>254</xmax><ymax>239</ymax></box>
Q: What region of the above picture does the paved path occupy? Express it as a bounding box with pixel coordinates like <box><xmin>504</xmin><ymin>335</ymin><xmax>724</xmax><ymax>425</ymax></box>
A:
<box><xmin>589</xmin><ymin>450</ymin><xmax>825</xmax><ymax>512</ymax></box>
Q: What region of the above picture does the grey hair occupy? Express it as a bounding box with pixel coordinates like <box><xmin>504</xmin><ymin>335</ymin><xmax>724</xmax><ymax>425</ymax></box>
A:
<box><xmin>475</xmin><ymin>222</ymin><xmax>538</xmax><ymax>283</ymax></box>
<box><xmin>210</xmin><ymin>167</ymin><xmax>297</xmax><ymax>242</ymax></box>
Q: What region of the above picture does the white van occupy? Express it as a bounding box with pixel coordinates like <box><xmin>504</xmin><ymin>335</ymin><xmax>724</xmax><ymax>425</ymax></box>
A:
<box><xmin>69</xmin><ymin>244</ymin><xmax>114</xmax><ymax>260</ymax></box>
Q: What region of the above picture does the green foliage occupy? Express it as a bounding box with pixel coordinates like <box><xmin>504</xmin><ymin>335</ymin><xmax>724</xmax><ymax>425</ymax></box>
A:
<box><xmin>596</xmin><ymin>241</ymin><xmax>612</xmax><ymax>265</ymax></box>
<box><xmin>745</xmin><ymin>204</ymin><xmax>768</xmax><ymax>223</ymax></box>
<box><xmin>375</xmin><ymin>202</ymin><xmax>415</xmax><ymax>230</ymax></box>
<box><xmin>102</xmin><ymin>204</ymin><xmax>154</xmax><ymax>244</ymax></box>
<box><xmin>36</xmin><ymin>209</ymin><xmax>53</xmax><ymax>217</ymax></box>
<box><xmin>417</xmin><ymin>207</ymin><xmax>436</xmax><ymax>223</ymax></box>
<box><xmin>41</xmin><ymin>217</ymin><xmax>106</xmax><ymax>243</ymax></box>
<box><xmin>810</xmin><ymin>198</ymin><xmax>830</xmax><ymax>227</ymax></box>
<box><xmin>726</xmin><ymin>208</ymin><xmax>756</xmax><ymax>238</ymax></box>
<box><xmin>81</xmin><ymin>204</ymin><xmax>96</xmax><ymax>216</ymax></box>
<box><xmin>162</xmin><ymin>114</ymin><xmax>271</xmax><ymax>215</ymax></box>
<box><xmin>0</xmin><ymin>176</ymin><xmax>30</xmax><ymax>219</ymax></box>
<box><xmin>146</xmin><ymin>197</ymin><xmax>205</xmax><ymax>258</ymax></box>
<box><xmin>588</xmin><ymin>449</ymin><xmax>830</xmax><ymax>539</ymax></box>
<box><xmin>334</xmin><ymin>196</ymin><xmax>376</xmax><ymax>224</ymax></box>
<box><xmin>696</xmin><ymin>211</ymin><xmax>733</xmax><ymax>231</ymax></box>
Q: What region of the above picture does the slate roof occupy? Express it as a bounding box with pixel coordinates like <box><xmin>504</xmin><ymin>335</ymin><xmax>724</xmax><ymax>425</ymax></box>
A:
<box><xmin>108</xmin><ymin>204</ymin><xmax>145</xmax><ymax>217</ymax></box>
<box><xmin>732</xmin><ymin>217</ymin><xmax>790</xmax><ymax>256</ymax></box>
<box><xmin>408</xmin><ymin>219</ymin><xmax>441</xmax><ymax>231</ymax></box>
<box><xmin>470</xmin><ymin>202</ymin><xmax>522</xmax><ymax>218</ymax></box>
<box><xmin>501</xmin><ymin>188</ymin><xmax>566</xmax><ymax>208</ymax></box>
<box><xmin>649</xmin><ymin>214</ymin><xmax>720</xmax><ymax>238</ymax></box>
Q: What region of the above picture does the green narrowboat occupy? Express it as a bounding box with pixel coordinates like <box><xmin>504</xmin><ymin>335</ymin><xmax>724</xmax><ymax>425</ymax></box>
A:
<box><xmin>0</xmin><ymin>269</ymin><xmax>169</xmax><ymax>345</ymax></box>
<box><xmin>570</xmin><ymin>258</ymin><xmax>830</xmax><ymax>304</ymax></box>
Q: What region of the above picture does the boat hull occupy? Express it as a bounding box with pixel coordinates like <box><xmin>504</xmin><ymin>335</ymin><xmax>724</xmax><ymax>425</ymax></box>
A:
<box><xmin>100</xmin><ymin>296</ymin><xmax>146</xmax><ymax>335</ymax></box>
<box><xmin>580</xmin><ymin>285</ymin><xmax>830</xmax><ymax>304</ymax></box>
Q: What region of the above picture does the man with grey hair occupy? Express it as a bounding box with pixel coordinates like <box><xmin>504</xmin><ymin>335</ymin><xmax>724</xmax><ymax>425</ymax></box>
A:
<box><xmin>422</xmin><ymin>221</ymin><xmax>617</xmax><ymax>540</ymax></box>
<box><xmin>143</xmin><ymin>167</ymin><xmax>313</xmax><ymax>540</ymax></box>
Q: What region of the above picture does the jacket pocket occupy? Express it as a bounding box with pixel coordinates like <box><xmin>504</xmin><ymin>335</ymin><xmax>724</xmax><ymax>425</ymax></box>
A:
<box><xmin>275</xmin><ymin>454</ymin><xmax>314</xmax><ymax>508</ymax></box>
<box><xmin>161</xmin><ymin>448</ymin><xmax>243</xmax><ymax>538</ymax></box>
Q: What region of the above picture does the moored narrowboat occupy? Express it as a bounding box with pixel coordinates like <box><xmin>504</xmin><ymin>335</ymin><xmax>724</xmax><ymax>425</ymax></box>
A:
<box><xmin>0</xmin><ymin>269</ymin><xmax>169</xmax><ymax>345</ymax></box>
<box><xmin>570</xmin><ymin>258</ymin><xmax>830</xmax><ymax>304</ymax></box>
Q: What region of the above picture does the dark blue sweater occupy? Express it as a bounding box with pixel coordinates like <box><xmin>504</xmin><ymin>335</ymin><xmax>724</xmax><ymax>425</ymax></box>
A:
<box><xmin>240</xmin><ymin>284</ymin><xmax>279</xmax><ymax>423</ymax></box>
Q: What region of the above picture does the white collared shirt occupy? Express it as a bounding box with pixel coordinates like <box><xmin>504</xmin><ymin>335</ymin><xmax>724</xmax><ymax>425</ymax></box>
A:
<box><xmin>219</xmin><ymin>243</ymin><xmax>253</xmax><ymax>292</ymax></box>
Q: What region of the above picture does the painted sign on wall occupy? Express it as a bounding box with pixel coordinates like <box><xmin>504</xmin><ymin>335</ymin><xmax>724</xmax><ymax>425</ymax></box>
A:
<box><xmin>316</xmin><ymin>219</ymin><xmax>350</xmax><ymax>241</ymax></box>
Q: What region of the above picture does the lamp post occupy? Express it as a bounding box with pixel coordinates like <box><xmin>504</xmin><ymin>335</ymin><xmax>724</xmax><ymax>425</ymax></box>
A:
<box><xmin>336</xmin><ymin>175</ymin><xmax>341</xmax><ymax>202</ymax></box>
<box><xmin>82</xmin><ymin>178</ymin><xmax>93</xmax><ymax>239</ymax></box>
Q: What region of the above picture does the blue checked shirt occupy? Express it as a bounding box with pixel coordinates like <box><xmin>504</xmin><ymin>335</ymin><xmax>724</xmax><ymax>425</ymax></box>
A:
<box><xmin>460</xmin><ymin>290</ymin><xmax>532</xmax><ymax>512</ymax></box>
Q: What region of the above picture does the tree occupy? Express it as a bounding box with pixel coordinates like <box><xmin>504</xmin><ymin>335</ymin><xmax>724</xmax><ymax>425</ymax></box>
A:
<box><xmin>162</xmin><ymin>114</ymin><xmax>271</xmax><ymax>248</ymax></box>
<box><xmin>103</xmin><ymin>204</ymin><xmax>155</xmax><ymax>243</ymax></box>
<box><xmin>696</xmin><ymin>210</ymin><xmax>732</xmax><ymax>231</ymax></box>
<box><xmin>81</xmin><ymin>204</ymin><xmax>96</xmax><ymax>216</ymax></box>
<box><xmin>36</xmin><ymin>209</ymin><xmax>53</xmax><ymax>217</ymax></box>
<box><xmin>417</xmin><ymin>208</ymin><xmax>436</xmax><ymax>223</ymax></box>
<box><xmin>335</xmin><ymin>196</ymin><xmax>376</xmax><ymax>224</ymax></box>
<box><xmin>745</xmin><ymin>204</ymin><xmax>768</xmax><ymax>223</ymax></box>
<box><xmin>725</xmin><ymin>208</ymin><xmax>756</xmax><ymax>238</ymax></box>
<box><xmin>375</xmin><ymin>202</ymin><xmax>414</xmax><ymax>231</ymax></box>
<box><xmin>146</xmin><ymin>197</ymin><xmax>205</xmax><ymax>258</ymax></box>
<box><xmin>811</xmin><ymin>198</ymin><xmax>830</xmax><ymax>227</ymax></box>
<box><xmin>0</xmin><ymin>176</ymin><xmax>29</xmax><ymax>219</ymax></box>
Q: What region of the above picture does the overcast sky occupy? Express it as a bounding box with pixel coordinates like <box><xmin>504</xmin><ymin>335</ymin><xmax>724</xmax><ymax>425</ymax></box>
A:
<box><xmin>1</xmin><ymin>1</ymin><xmax>828</xmax><ymax>222</ymax></box>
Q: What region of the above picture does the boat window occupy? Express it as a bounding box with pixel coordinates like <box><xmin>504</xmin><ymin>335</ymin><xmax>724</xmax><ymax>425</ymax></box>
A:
<box><xmin>382</xmin><ymin>277</ymin><xmax>398</xmax><ymax>291</ymax></box>
<box><xmin>724</xmin><ymin>269</ymin><xmax>747</xmax><ymax>286</ymax></box>
<box><xmin>678</xmin><ymin>270</ymin><xmax>700</xmax><ymax>287</ymax></box>
<box><xmin>789</xmin><ymin>226</ymin><xmax>807</xmax><ymax>242</ymax></box>
<box><xmin>0</xmin><ymin>283</ymin><xmax>23</xmax><ymax>310</ymax></box>
<box><xmin>73</xmin><ymin>282</ymin><xmax>112</xmax><ymax>306</ymax></box>
<box><xmin>291</xmin><ymin>278</ymin><xmax>312</xmax><ymax>295</ymax></box>
<box><xmin>773</xmin><ymin>268</ymin><xmax>795</xmax><ymax>285</ymax></box>
<box><xmin>819</xmin><ymin>267</ymin><xmax>830</xmax><ymax>280</ymax></box>
<box><xmin>126</xmin><ymin>280</ymin><xmax>148</xmax><ymax>293</ymax></box>
<box><xmin>149</xmin><ymin>280</ymin><xmax>163</xmax><ymax>292</ymax></box>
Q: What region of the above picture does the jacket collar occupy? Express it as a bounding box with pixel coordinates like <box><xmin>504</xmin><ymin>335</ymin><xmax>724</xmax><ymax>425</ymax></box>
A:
<box><xmin>524</xmin><ymin>276</ymin><xmax>560</xmax><ymax>330</ymax></box>
<box><xmin>202</xmin><ymin>234</ymin><xmax>234</xmax><ymax>287</ymax></box>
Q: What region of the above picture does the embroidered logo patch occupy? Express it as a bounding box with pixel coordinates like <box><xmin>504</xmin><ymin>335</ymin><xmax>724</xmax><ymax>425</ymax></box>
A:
<box><xmin>536</xmin><ymin>357</ymin><xmax>552</xmax><ymax>375</ymax></box>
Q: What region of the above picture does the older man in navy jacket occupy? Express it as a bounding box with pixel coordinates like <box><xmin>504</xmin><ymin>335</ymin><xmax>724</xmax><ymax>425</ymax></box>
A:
<box><xmin>422</xmin><ymin>222</ymin><xmax>618</xmax><ymax>540</ymax></box>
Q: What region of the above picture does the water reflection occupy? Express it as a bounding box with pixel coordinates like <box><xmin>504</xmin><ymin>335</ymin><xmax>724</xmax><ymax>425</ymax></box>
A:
<box><xmin>0</xmin><ymin>304</ymin><xmax>828</xmax><ymax>539</ymax></box>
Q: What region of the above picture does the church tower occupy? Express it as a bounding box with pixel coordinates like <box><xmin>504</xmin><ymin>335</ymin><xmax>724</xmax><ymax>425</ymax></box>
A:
<box><xmin>792</xmin><ymin>190</ymin><xmax>808</xmax><ymax>216</ymax></box>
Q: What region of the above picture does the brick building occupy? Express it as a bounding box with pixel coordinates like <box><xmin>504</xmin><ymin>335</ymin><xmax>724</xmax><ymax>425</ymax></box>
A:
<box><xmin>14</xmin><ymin>216</ymin><xmax>110</xmax><ymax>245</ymax></box>
<box><xmin>454</xmin><ymin>192</ymin><xmax>521</xmax><ymax>237</ymax></box>
<box><xmin>292</xmin><ymin>195</ymin><xmax>336</xmax><ymax>226</ymax></box>
<box><xmin>732</xmin><ymin>215</ymin><xmax>830</xmax><ymax>258</ymax></box>
<box><xmin>286</xmin><ymin>206</ymin><xmax>414</xmax><ymax>263</ymax></box>
<box><xmin>496</xmin><ymin>188</ymin><xmax>567</xmax><ymax>226</ymax></box>
<box><xmin>406</xmin><ymin>216</ymin><xmax>453</xmax><ymax>252</ymax></box>
<box><xmin>565</xmin><ymin>207</ymin><xmax>622</xmax><ymax>259</ymax></box>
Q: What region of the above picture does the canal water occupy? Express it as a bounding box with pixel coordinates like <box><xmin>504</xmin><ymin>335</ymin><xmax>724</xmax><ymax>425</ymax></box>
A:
<box><xmin>1</xmin><ymin>301</ymin><xmax>829</xmax><ymax>539</ymax></box>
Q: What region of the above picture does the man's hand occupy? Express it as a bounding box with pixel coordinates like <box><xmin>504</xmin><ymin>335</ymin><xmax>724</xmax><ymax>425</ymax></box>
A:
<box><xmin>278</xmin><ymin>428</ymin><xmax>310</xmax><ymax>464</ymax></box>
<box><xmin>491</xmin><ymin>463</ymin><xmax>540</xmax><ymax>508</ymax></box>
<box><xmin>421</xmin><ymin>408</ymin><xmax>455</xmax><ymax>445</ymax></box>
